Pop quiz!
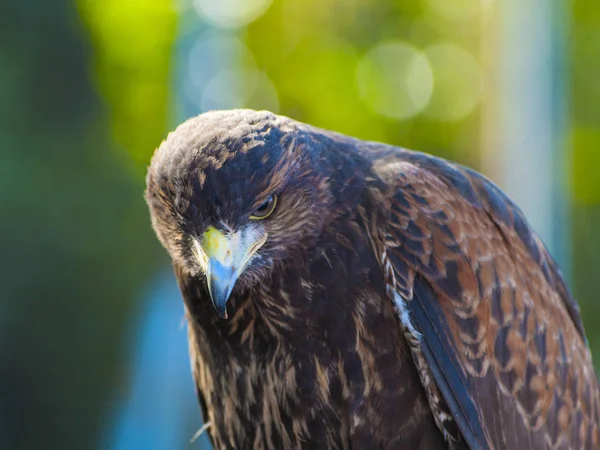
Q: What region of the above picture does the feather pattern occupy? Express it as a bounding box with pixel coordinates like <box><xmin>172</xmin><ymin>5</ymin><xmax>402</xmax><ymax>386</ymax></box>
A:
<box><xmin>145</xmin><ymin>110</ymin><xmax>599</xmax><ymax>450</ymax></box>
<box><xmin>365</xmin><ymin>149</ymin><xmax>600</xmax><ymax>449</ymax></box>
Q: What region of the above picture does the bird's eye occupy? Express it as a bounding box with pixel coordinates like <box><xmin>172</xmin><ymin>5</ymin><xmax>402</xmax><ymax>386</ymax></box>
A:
<box><xmin>249</xmin><ymin>194</ymin><xmax>277</xmax><ymax>220</ymax></box>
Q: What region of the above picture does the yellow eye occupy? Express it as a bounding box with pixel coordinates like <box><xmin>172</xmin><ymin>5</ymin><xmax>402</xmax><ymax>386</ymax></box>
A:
<box><xmin>249</xmin><ymin>194</ymin><xmax>277</xmax><ymax>220</ymax></box>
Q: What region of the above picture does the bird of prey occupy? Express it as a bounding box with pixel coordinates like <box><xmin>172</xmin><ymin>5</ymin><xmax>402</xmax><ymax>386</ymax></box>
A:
<box><xmin>145</xmin><ymin>109</ymin><xmax>599</xmax><ymax>449</ymax></box>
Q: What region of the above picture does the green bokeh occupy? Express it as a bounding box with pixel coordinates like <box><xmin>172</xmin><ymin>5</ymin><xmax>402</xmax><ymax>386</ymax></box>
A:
<box><xmin>1</xmin><ymin>0</ymin><xmax>598</xmax><ymax>448</ymax></box>
<box><xmin>0</xmin><ymin>0</ymin><xmax>175</xmax><ymax>448</ymax></box>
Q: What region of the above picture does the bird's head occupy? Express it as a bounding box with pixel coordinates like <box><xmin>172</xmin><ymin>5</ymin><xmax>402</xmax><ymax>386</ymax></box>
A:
<box><xmin>145</xmin><ymin>110</ymin><xmax>347</xmax><ymax>318</ymax></box>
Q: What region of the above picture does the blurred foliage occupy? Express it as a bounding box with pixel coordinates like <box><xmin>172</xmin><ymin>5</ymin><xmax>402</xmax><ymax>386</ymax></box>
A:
<box><xmin>571</xmin><ymin>0</ymin><xmax>600</xmax><ymax>356</ymax></box>
<box><xmin>77</xmin><ymin>0</ymin><xmax>177</xmax><ymax>171</ymax></box>
<box><xmin>572</xmin><ymin>127</ymin><xmax>600</xmax><ymax>204</ymax></box>
<box><xmin>0</xmin><ymin>0</ymin><xmax>174</xmax><ymax>449</ymax></box>
<box><xmin>245</xmin><ymin>0</ymin><xmax>482</xmax><ymax>167</ymax></box>
<box><xmin>571</xmin><ymin>0</ymin><xmax>600</xmax><ymax>204</ymax></box>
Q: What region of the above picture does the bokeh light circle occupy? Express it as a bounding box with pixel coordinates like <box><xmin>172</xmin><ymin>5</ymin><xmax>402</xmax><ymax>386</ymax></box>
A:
<box><xmin>356</xmin><ymin>41</ymin><xmax>433</xmax><ymax>120</ymax></box>
<box><xmin>188</xmin><ymin>31</ymin><xmax>256</xmax><ymax>92</ymax></box>
<box><xmin>193</xmin><ymin>0</ymin><xmax>272</xmax><ymax>29</ymax></box>
<box><xmin>201</xmin><ymin>69</ymin><xmax>279</xmax><ymax>112</ymax></box>
<box><xmin>423</xmin><ymin>42</ymin><xmax>482</xmax><ymax>121</ymax></box>
<box><xmin>185</xmin><ymin>31</ymin><xmax>279</xmax><ymax>113</ymax></box>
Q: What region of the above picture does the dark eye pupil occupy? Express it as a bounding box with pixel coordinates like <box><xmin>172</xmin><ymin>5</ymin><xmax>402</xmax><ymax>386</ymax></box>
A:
<box><xmin>256</xmin><ymin>198</ymin><xmax>270</xmax><ymax>212</ymax></box>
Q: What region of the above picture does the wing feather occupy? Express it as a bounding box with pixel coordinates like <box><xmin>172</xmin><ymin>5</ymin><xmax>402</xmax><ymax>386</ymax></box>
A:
<box><xmin>409</xmin><ymin>275</ymin><xmax>489</xmax><ymax>449</ymax></box>
<box><xmin>368</xmin><ymin>150</ymin><xmax>600</xmax><ymax>449</ymax></box>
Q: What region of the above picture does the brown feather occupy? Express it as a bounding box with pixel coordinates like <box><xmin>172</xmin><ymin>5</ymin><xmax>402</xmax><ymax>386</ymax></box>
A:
<box><xmin>366</xmin><ymin>150</ymin><xmax>600</xmax><ymax>449</ymax></box>
<box><xmin>145</xmin><ymin>110</ymin><xmax>598</xmax><ymax>450</ymax></box>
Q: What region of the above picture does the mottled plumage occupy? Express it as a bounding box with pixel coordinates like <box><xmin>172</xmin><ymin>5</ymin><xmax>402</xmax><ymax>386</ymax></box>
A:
<box><xmin>146</xmin><ymin>110</ymin><xmax>599</xmax><ymax>449</ymax></box>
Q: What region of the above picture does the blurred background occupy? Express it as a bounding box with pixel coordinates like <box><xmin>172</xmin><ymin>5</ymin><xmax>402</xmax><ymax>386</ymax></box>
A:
<box><xmin>1</xmin><ymin>0</ymin><xmax>598</xmax><ymax>449</ymax></box>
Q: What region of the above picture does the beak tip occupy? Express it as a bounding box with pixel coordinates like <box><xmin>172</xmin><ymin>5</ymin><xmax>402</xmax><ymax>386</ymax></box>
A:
<box><xmin>212</xmin><ymin>294</ymin><xmax>229</xmax><ymax>319</ymax></box>
<box><xmin>210</xmin><ymin>295</ymin><xmax>230</xmax><ymax>320</ymax></box>
<box><xmin>207</xmin><ymin>258</ymin><xmax>235</xmax><ymax>320</ymax></box>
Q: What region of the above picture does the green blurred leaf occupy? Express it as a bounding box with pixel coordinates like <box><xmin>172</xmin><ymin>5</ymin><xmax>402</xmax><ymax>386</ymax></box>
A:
<box><xmin>76</xmin><ymin>0</ymin><xmax>178</xmax><ymax>169</ymax></box>
<box><xmin>572</xmin><ymin>127</ymin><xmax>600</xmax><ymax>204</ymax></box>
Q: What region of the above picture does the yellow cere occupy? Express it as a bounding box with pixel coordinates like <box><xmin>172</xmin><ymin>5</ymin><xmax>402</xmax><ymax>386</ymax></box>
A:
<box><xmin>201</xmin><ymin>226</ymin><xmax>229</xmax><ymax>262</ymax></box>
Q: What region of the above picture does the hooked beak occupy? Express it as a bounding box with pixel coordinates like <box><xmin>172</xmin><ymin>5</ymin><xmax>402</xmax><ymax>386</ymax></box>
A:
<box><xmin>195</xmin><ymin>226</ymin><xmax>267</xmax><ymax>319</ymax></box>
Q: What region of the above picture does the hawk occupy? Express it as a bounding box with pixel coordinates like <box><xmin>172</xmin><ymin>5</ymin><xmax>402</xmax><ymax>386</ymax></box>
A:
<box><xmin>145</xmin><ymin>110</ymin><xmax>599</xmax><ymax>449</ymax></box>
